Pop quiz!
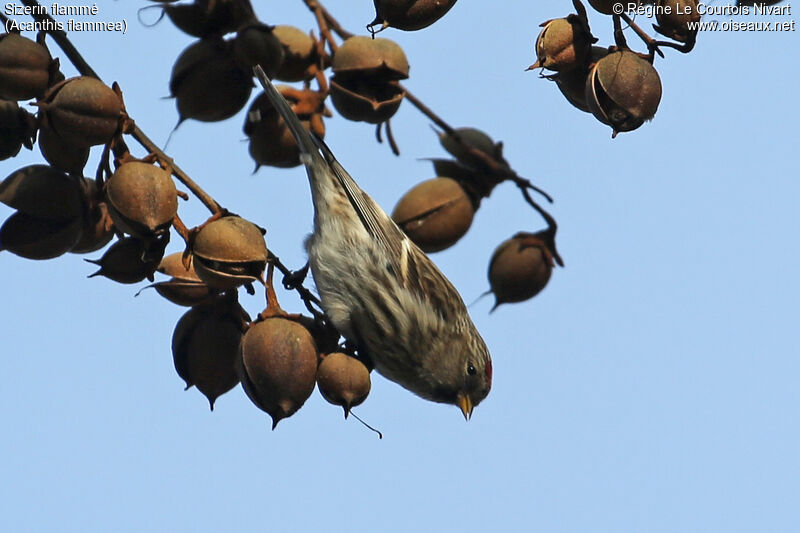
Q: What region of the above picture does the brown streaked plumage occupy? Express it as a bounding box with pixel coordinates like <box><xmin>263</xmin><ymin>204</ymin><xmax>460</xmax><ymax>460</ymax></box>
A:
<box><xmin>254</xmin><ymin>66</ymin><xmax>491</xmax><ymax>419</ymax></box>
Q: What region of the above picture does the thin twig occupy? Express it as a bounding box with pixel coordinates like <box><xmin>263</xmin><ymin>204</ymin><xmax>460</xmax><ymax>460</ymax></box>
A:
<box><xmin>618</xmin><ymin>13</ymin><xmax>695</xmax><ymax>56</ymax></box>
<box><xmin>384</xmin><ymin>120</ymin><xmax>400</xmax><ymax>155</ymax></box>
<box><xmin>304</xmin><ymin>0</ymin><xmax>339</xmax><ymax>53</ymax></box>
<box><xmin>515</xmin><ymin>184</ymin><xmax>563</xmax><ymax>267</ymax></box>
<box><xmin>612</xmin><ymin>14</ymin><xmax>629</xmax><ymax>50</ymax></box>
<box><xmin>302</xmin><ymin>0</ymin><xmax>354</xmax><ymax>40</ymax></box>
<box><xmin>402</xmin><ymin>87</ymin><xmax>456</xmax><ymax>135</ymax></box>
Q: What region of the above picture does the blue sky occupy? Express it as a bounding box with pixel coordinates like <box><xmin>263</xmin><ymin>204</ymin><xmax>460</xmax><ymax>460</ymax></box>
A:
<box><xmin>1</xmin><ymin>2</ymin><xmax>799</xmax><ymax>532</ymax></box>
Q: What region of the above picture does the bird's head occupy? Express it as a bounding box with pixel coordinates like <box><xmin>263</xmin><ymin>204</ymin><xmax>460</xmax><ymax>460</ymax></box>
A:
<box><xmin>419</xmin><ymin>326</ymin><xmax>492</xmax><ymax>420</ymax></box>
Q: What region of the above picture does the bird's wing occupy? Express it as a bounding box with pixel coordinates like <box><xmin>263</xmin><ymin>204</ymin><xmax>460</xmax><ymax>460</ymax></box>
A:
<box><xmin>313</xmin><ymin>138</ymin><xmax>407</xmax><ymax>259</ymax></box>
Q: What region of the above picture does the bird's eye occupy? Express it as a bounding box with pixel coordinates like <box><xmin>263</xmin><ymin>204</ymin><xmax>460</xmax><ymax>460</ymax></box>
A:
<box><xmin>467</xmin><ymin>363</ymin><xmax>476</xmax><ymax>376</ymax></box>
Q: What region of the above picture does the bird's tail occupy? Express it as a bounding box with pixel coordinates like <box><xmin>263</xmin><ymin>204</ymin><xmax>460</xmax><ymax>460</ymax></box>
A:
<box><xmin>253</xmin><ymin>65</ymin><xmax>321</xmax><ymax>164</ymax></box>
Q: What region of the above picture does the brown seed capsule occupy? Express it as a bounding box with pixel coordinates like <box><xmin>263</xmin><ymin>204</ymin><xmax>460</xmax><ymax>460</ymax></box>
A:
<box><xmin>37</xmin><ymin>125</ymin><xmax>90</xmax><ymax>176</ymax></box>
<box><xmin>104</xmin><ymin>161</ymin><xmax>177</xmax><ymax>239</ymax></box>
<box><xmin>654</xmin><ymin>0</ymin><xmax>700</xmax><ymax>43</ymax></box>
<box><xmin>192</xmin><ymin>216</ymin><xmax>267</xmax><ymax>289</ymax></box>
<box><xmin>244</xmin><ymin>90</ymin><xmax>325</xmax><ymax>169</ymax></box>
<box><xmin>164</xmin><ymin>0</ymin><xmax>247</xmax><ymax>38</ymax></box>
<box><xmin>0</xmin><ymin>33</ymin><xmax>53</xmax><ymax>101</ymax></box>
<box><xmin>332</xmin><ymin>36</ymin><xmax>409</xmax><ymax>80</ymax></box>
<box><xmin>429</xmin><ymin>159</ymin><xmax>480</xmax><ymax>182</ymax></box>
<box><xmin>528</xmin><ymin>16</ymin><xmax>592</xmax><ymax>72</ymax></box>
<box><xmin>170</xmin><ymin>38</ymin><xmax>252</xmax><ymax>123</ymax></box>
<box><xmin>439</xmin><ymin>127</ymin><xmax>500</xmax><ymax>171</ymax></box>
<box><xmin>148</xmin><ymin>253</ymin><xmax>217</xmax><ymax>307</ymax></box>
<box><xmin>233</xmin><ymin>23</ymin><xmax>284</xmax><ymax>77</ymax></box>
<box><xmin>329</xmin><ymin>76</ymin><xmax>405</xmax><ymax>124</ymax></box>
<box><xmin>172</xmin><ymin>303</ymin><xmax>246</xmax><ymax>410</ymax></box>
<box><xmin>154</xmin><ymin>281</ymin><xmax>218</xmax><ymax>307</ymax></box>
<box><xmin>316</xmin><ymin>352</ymin><xmax>371</xmax><ymax>417</ymax></box>
<box><xmin>488</xmin><ymin>232</ymin><xmax>554</xmax><ymax>310</ymax></box>
<box><xmin>553</xmin><ymin>46</ymin><xmax>609</xmax><ymax>113</ymax></box>
<box><xmin>0</xmin><ymin>164</ymin><xmax>84</xmax><ymax>221</ymax></box>
<box><xmin>272</xmin><ymin>25</ymin><xmax>318</xmax><ymax>82</ymax></box>
<box><xmin>70</xmin><ymin>200</ymin><xmax>114</xmax><ymax>254</ymax></box>
<box><xmin>40</xmin><ymin>77</ymin><xmax>122</xmax><ymax>147</ymax></box>
<box><xmin>295</xmin><ymin>315</ymin><xmax>341</xmax><ymax>357</ymax></box>
<box><xmin>86</xmin><ymin>235</ymin><xmax>167</xmax><ymax>284</ymax></box>
<box><xmin>70</xmin><ymin>179</ymin><xmax>115</xmax><ymax>254</ymax></box>
<box><xmin>238</xmin><ymin>317</ymin><xmax>319</xmax><ymax>428</ymax></box>
<box><xmin>158</xmin><ymin>251</ymin><xmax>202</xmax><ymax>282</ymax></box>
<box><xmin>328</xmin><ymin>36</ymin><xmax>409</xmax><ymax>123</ymax></box>
<box><xmin>371</xmin><ymin>0</ymin><xmax>459</xmax><ymax>31</ymax></box>
<box><xmin>585</xmin><ymin>50</ymin><xmax>662</xmax><ymax>137</ymax></box>
<box><xmin>392</xmin><ymin>177</ymin><xmax>474</xmax><ymax>253</ymax></box>
<box><xmin>0</xmin><ymin>99</ymin><xmax>36</xmax><ymax>160</ymax></box>
<box><xmin>0</xmin><ymin>211</ymin><xmax>82</xmax><ymax>260</ymax></box>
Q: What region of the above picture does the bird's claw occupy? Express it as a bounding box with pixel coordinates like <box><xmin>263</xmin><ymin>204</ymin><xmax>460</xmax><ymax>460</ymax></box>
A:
<box><xmin>283</xmin><ymin>262</ymin><xmax>310</xmax><ymax>291</ymax></box>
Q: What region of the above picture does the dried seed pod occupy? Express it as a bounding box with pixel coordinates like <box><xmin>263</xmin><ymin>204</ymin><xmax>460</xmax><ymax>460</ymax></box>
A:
<box><xmin>430</xmin><ymin>158</ymin><xmax>484</xmax><ymax>183</ymax></box>
<box><xmin>272</xmin><ymin>25</ymin><xmax>317</xmax><ymax>82</ymax></box>
<box><xmin>39</xmin><ymin>77</ymin><xmax>122</xmax><ymax>147</ymax></box>
<box><xmin>149</xmin><ymin>253</ymin><xmax>216</xmax><ymax>307</ymax></box>
<box><xmin>192</xmin><ymin>216</ymin><xmax>267</xmax><ymax>289</ymax></box>
<box><xmin>0</xmin><ymin>164</ymin><xmax>84</xmax><ymax>221</ymax></box>
<box><xmin>37</xmin><ymin>125</ymin><xmax>91</xmax><ymax>175</ymax></box>
<box><xmin>233</xmin><ymin>23</ymin><xmax>284</xmax><ymax>77</ymax></box>
<box><xmin>86</xmin><ymin>235</ymin><xmax>167</xmax><ymax>284</ymax></box>
<box><xmin>105</xmin><ymin>161</ymin><xmax>178</xmax><ymax>239</ymax></box>
<box><xmin>488</xmin><ymin>232</ymin><xmax>554</xmax><ymax>310</ymax></box>
<box><xmin>244</xmin><ymin>90</ymin><xmax>325</xmax><ymax>168</ymax></box>
<box><xmin>297</xmin><ymin>316</ymin><xmax>341</xmax><ymax>357</ymax></box>
<box><xmin>585</xmin><ymin>50</ymin><xmax>662</xmax><ymax>137</ymax></box>
<box><xmin>328</xmin><ymin>36</ymin><xmax>409</xmax><ymax>123</ymax></box>
<box><xmin>332</xmin><ymin>36</ymin><xmax>409</xmax><ymax>80</ymax></box>
<box><xmin>0</xmin><ymin>33</ymin><xmax>53</xmax><ymax>101</ymax></box>
<box><xmin>70</xmin><ymin>179</ymin><xmax>115</xmax><ymax>254</ymax></box>
<box><xmin>371</xmin><ymin>0</ymin><xmax>459</xmax><ymax>31</ymax></box>
<box><xmin>329</xmin><ymin>76</ymin><xmax>405</xmax><ymax>124</ymax></box>
<box><xmin>172</xmin><ymin>303</ymin><xmax>246</xmax><ymax>409</ymax></box>
<box><xmin>154</xmin><ymin>280</ymin><xmax>218</xmax><ymax>307</ymax></box>
<box><xmin>439</xmin><ymin>127</ymin><xmax>499</xmax><ymax>170</ymax></box>
<box><xmin>170</xmin><ymin>38</ymin><xmax>252</xmax><ymax>123</ymax></box>
<box><xmin>70</xmin><ymin>200</ymin><xmax>114</xmax><ymax>254</ymax></box>
<box><xmin>654</xmin><ymin>0</ymin><xmax>700</xmax><ymax>43</ymax></box>
<box><xmin>158</xmin><ymin>251</ymin><xmax>202</xmax><ymax>281</ymax></box>
<box><xmin>392</xmin><ymin>177</ymin><xmax>474</xmax><ymax>253</ymax></box>
<box><xmin>0</xmin><ymin>211</ymin><xmax>82</xmax><ymax>260</ymax></box>
<box><xmin>238</xmin><ymin>316</ymin><xmax>319</xmax><ymax>428</ymax></box>
<box><xmin>528</xmin><ymin>16</ymin><xmax>592</xmax><ymax>72</ymax></box>
<box><xmin>0</xmin><ymin>99</ymin><xmax>36</xmax><ymax>160</ymax></box>
<box><xmin>164</xmin><ymin>0</ymin><xmax>247</xmax><ymax>38</ymax></box>
<box><xmin>553</xmin><ymin>46</ymin><xmax>609</xmax><ymax>113</ymax></box>
<box><xmin>316</xmin><ymin>352</ymin><xmax>371</xmax><ymax>417</ymax></box>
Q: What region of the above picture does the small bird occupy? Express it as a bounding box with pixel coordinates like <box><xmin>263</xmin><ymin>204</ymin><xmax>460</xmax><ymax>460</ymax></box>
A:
<box><xmin>254</xmin><ymin>67</ymin><xmax>491</xmax><ymax>419</ymax></box>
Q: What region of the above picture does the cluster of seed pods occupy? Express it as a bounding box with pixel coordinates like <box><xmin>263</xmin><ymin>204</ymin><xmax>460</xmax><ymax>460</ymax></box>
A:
<box><xmin>528</xmin><ymin>0</ymin><xmax>703</xmax><ymax>137</ymax></box>
<box><xmin>148</xmin><ymin>0</ymin><xmax>562</xmax><ymax>307</ymax></box>
<box><xmin>1</xmin><ymin>0</ymin><xmax>570</xmax><ymax>430</ymax></box>
<box><xmin>0</xmin><ymin>17</ymin><xmax>377</xmax><ymax>428</ymax></box>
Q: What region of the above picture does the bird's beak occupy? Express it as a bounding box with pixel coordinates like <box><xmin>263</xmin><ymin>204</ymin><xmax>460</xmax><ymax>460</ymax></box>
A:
<box><xmin>457</xmin><ymin>394</ymin><xmax>473</xmax><ymax>421</ymax></box>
